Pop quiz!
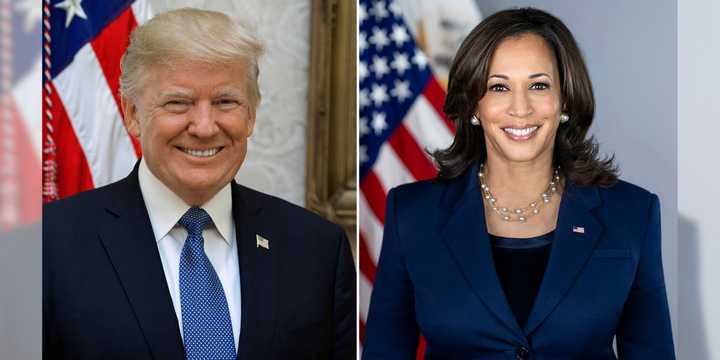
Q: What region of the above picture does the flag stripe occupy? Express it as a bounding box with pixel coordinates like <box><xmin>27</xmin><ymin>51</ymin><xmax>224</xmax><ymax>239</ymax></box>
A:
<box><xmin>46</xmin><ymin>80</ymin><xmax>95</xmax><ymax>197</ymax></box>
<box><xmin>131</xmin><ymin>0</ymin><xmax>153</xmax><ymax>24</ymax></box>
<box><xmin>359</xmin><ymin>232</ymin><xmax>378</xmax><ymax>283</ymax></box>
<box><xmin>359</xmin><ymin>272</ymin><xmax>373</xmax><ymax>325</ymax></box>
<box><xmin>372</xmin><ymin>144</ymin><xmax>414</xmax><ymax>193</ymax></box>
<box><xmin>53</xmin><ymin>43</ymin><xmax>137</xmax><ymax>187</ymax></box>
<box><xmin>360</xmin><ymin>170</ymin><xmax>387</xmax><ymax>224</ymax></box>
<box><xmin>358</xmin><ymin>192</ymin><xmax>384</xmax><ymax>266</ymax></box>
<box><xmin>360</xmin><ymin>317</ymin><xmax>366</xmax><ymax>344</ymax></box>
<box><xmin>416</xmin><ymin>338</ymin><xmax>427</xmax><ymax>359</ymax></box>
<box><xmin>90</xmin><ymin>7</ymin><xmax>141</xmax><ymax>157</ymax></box>
<box><xmin>422</xmin><ymin>76</ymin><xmax>455</xmax><ymax>133</ymax></box>
<box><xmin>387</xmin><ymin>124</ymin><xmax>436</xmax><ymax>181</ymax></box>
<box><xmin>405</xmin><ymin>95</ymin><xmax>454</xmax><ymax>154</ymax></box>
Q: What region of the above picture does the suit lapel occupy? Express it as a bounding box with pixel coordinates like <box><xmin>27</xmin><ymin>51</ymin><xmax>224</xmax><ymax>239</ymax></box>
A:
<box><xmin>98</xmin><ymin>166</ymin><xmax>186</xmax><ymax>359</ymax></box>
<box><xmin>440</xmin><ymin>163</ymin><xmax>526</xmax><ymax>341</ymax></box>
<box><xmin>523</xmin><ymin>183</ymin><xmax>603</xmax><ymax>335</ymax></box>
<box><xmin>233</xmin><ymin>183</ymin><xmax>278</xmax><ymax>360</ymax></box>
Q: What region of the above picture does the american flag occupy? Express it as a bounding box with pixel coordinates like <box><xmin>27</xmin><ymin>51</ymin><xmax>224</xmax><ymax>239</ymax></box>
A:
<box><xmin>358</xmin><ymin>0</ymin><xmax>455</xmax><ymax>357</ymax></box>
<box><xmin>0</xmin><ymin>0</ymin><xmax>41</xmax><ymax>231</ymax></box>
<box><xmin>43</xmin><ymin>0</ymin><xmax>152</xmax><ymax>203</ymax></box>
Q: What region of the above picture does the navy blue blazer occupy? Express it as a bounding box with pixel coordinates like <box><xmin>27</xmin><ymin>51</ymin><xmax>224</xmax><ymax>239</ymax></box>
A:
<box><xmin>43</xmin><ymin>165</ymin><xmax>356</xmax><ymax>360</ymax></box>
<box><xmin>363</xmin><ymin>163</ymin><xmax>674</xmax><ymax>359</ymax></box>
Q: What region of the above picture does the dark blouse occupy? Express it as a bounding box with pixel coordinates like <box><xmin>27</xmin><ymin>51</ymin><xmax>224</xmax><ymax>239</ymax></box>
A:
<box><xmin>490</xmin><ymin>231</ymin><xmax>554</xmax><ymax>329</ymax></box>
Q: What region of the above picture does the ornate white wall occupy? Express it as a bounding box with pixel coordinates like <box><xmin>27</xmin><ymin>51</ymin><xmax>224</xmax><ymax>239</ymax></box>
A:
<box><xmin>148</xmin><ymin>0</ymin><xmax>311</xmax><ymax>206</ymax></box>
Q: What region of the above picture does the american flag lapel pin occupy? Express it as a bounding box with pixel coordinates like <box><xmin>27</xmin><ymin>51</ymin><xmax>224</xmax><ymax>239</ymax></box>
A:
<box><xmin>572</xmin><ymin>226</ymin><xmax>585</xmax><ymax>234</ymax></box>
<box><xmin>256</xmin><ymin>234</ymin><xmax>270</xmax><ymax>250</ymax></box>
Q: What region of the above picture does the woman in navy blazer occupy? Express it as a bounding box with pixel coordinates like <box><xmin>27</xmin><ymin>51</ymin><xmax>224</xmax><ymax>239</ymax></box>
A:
<box><xmin>363</xmin><ymin>8</ymin><xmax>675</xmax><ymax>360</ymax></box>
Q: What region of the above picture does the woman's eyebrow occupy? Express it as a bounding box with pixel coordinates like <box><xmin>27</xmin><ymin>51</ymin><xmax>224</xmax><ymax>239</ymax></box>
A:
<box><xmin>489</xmin><ymin>74</ymin><xmax>509</xmax><ymax>80</ymax></box>
<box><xmin>529</xmin><ymin>72</ymin><xmax>551</xmax><ymax>79</ymax></box>
<box><xmin>488</xmin><ymin>73</ymin><xmax>552</xmax><ymax>80</ymax></box>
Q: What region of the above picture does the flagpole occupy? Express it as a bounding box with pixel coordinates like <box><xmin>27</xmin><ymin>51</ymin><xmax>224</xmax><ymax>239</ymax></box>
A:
<box><xmin>42</xmin><ymin>0</ymin><xmax>58</xmax><ymax>203</ymax></box>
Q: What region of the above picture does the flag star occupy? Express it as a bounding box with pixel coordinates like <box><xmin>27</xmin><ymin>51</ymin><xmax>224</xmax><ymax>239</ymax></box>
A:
<box><xmin>359</xmin><ymin>117</ymin><xmax>370</xmax><ymax>136</ymax></box>
<box><xmin>359</xmin><ymin>61</ymin><xmax>369</xmax><ymax>81</ymax></box>
<box><xmin>391</xmin><ymin>52</ymin><xmax>411</xmax><ymax>75</ymax></box>
<box><xmin>413</xmin><ymin>50</ymin><xmax>428</xmax><ymax>69</ymax></box>
<box><xmin>370</xmin><ymin>27</ymin><xmax>390</xmax><ymax>50</ymax></box>
<box><xmin>359</xmin><ymin>32</ymin><xmax>368</xmax><ymax>53</ymax></box>
<box><xmin>55</xmin><ymin>0</ymin><xmax>89</xmax><ymax>28</ymax></box>
<box><xmin>370</xmin><ymin>84</ymin><xmax>389</xmax><ymax>106</ymax></box>
<box><xmin>388</xmin><ymin>1</ymin><xmax>402</xmax><ymax>17</ymax></box>
<box><xmin>390</xmin><ymin>25</ymin><xmax>410</xmax><ymax>46</ymax></box>
<box><xmin>371</xmin><ymin>112</ymin><xmax>388</xmax><ymax>135</ymax></box>
<box><xmin>16</xmin><ymin>0</ymin><xmax>42</xmax><ymax>32</ymax></box>
<box><xmin>359</xmin><ymin>89</ymin><xmax>370</xmax><ymax>109</ymax></box>
<box><xmin>358</xmin><ymin>3</ymin><xmax>367</xmax><ymax>24</ymax></box>
<box><xmin>371</xmin><ymin>56</ymin><xmax>390</xmax><ymax>78</ymax></box>
<box><xmin>360</xmin><ymin>145</ymin><xmax>368</xmax><ymax>163</ymax></box>
<box><xmin>371</xmin><ymin>1</ymin><xmax>389</xmax><ymax>21</ymax></box>
<box><xmin>391</xmin><ymin>80</ymin><xmax>412</xmax><ymax>102</ymax></box>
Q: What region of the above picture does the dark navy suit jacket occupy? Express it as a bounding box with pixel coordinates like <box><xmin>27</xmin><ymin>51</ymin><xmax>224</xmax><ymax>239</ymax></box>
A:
<box><xmin>363</xmin><ymin>163</ymin><xmax>674</xmax><ymax>359</ymax></box>
<box><xmin>43</xmin><ymin>166</ymin><xmax>356</xmax><ymax>360</ymax></box>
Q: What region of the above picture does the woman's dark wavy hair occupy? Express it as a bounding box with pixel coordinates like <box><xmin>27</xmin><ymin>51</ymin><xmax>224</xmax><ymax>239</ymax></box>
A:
<box><xmin>433</xmin><ymin>7</ymin><xmax>618</xmax><ymax>186</ymax></box>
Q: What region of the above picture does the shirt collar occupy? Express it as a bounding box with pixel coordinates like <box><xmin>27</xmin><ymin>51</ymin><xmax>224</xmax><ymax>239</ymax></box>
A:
<box><xmin>138</xmin><ymin>158</ymin><xmax>233</xmax><ymax>245</ymax></box>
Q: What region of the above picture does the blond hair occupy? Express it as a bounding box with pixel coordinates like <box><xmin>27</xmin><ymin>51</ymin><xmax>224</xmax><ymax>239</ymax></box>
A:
<box><xmin>119</xmin><ymin>8</ymin><xmax>264</xmax><ymax>108</ymax></box>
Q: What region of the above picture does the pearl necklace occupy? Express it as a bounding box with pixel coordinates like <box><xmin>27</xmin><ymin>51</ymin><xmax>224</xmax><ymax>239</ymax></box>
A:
<box><xmin>477</xmin><ymin>163</ymin><xmax>561</xmax><ymax>223</ymax></box>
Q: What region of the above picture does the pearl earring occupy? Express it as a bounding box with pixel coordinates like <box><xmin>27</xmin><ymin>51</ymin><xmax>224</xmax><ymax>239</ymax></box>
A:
<box><xmin>471</xmin><ymin>115</ymin><xmax>480</xmax><ymax>126</ymax></box>
<box><xmin>560</xmin><ymin>113</ymin><xmax>570</xmax><ymax>123</ymax></box>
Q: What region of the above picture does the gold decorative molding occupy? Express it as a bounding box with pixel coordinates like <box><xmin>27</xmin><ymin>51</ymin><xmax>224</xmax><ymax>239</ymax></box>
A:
<box><xmin>306</xmin><ymin>0</ymin><xmax>357</xmax><ymax>259</ymax></box>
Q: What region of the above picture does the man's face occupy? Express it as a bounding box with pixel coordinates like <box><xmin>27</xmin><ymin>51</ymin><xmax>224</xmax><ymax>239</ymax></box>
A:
<box><xmin>123</xmin><ymin>60</ymin><xmax>256</xmax><ymax>205</ymax></box>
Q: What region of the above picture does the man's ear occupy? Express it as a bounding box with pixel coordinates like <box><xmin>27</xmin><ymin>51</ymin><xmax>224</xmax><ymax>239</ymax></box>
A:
<box><xmin>121</xmin><ymin>96</ymin><xmax>141</xmax><ymax>138</ymax></box>
<box><xmin>246</xmin><ymin>107</ymin><xmax>256</xmax><ymax>137</ymax></box>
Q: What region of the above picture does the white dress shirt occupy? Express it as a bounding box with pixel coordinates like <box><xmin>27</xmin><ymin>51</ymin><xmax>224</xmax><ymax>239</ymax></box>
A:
<box><xmin>138</xmin><ymin>159</ymin><xmax>241</xmax><ymax>348</ymax></box>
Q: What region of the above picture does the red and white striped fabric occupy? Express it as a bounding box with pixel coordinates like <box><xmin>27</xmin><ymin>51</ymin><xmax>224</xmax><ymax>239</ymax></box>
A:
<box><xmin>43</xmin><ymin>0</ymin><xmax>152</xmax><ymax>202</ymax></box>
<box><xmin>358</xmin><ymin>87</ymin><xmax>455</xmax><ymax>358</ymax></box>
<box><xmin>358</xmin><ymin>1</ymin><xmax>455</xmax><ymax>356</ymax></box>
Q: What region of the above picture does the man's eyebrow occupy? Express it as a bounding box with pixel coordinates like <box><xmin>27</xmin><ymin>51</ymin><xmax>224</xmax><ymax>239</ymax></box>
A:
<box><xmin>157</xmin><ymin>90</ymin><xmax>194</xmax><ymax>99</ymax></box>
<box><xmin>213</xmin><ymin>87</ymin><xmax>245</xmax><ymax>97</ymax></box>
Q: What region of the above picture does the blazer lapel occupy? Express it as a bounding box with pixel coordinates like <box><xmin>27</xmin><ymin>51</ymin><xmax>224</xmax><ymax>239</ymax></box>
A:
<box><xmin>233</xmin><ymin>183</ymin><xmax>278</xmax><ymax>360</ymax></box>
<box><xmin>440</xmin><ymin>164</ymin><xmax>526</xmax><ymax>341</ymax></box>
<box><xmin>523</xmin><ymin>182</ymin><xmax>603</xmax><ymax>335</ymax></box>
<box><xmin>98</xmin><ymin>167</ymin><xmax>186</xmax><ymax>359</ymax></box>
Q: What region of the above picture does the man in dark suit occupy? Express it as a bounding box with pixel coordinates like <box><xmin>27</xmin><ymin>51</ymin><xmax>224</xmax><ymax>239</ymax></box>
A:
<box><xmin>43</xmin><ymin>8</ymin><xmax>355</xmax><ymax>360</ymax></box>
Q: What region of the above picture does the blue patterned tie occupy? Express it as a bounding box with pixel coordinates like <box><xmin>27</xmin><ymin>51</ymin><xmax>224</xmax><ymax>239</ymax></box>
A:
<box><xmin>178</xmin><ymin>207</ymin><xmax>236</xmax><ymax>359</ymax></box>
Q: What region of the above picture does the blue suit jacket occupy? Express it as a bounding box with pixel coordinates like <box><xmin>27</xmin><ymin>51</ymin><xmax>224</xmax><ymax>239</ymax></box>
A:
<box><xmin>43</xmin><ymin>165</ymin><xmax>356</xmax><ymax>359</ymax></box>
<box><xmin>363</xmin><ymin>163</ymin><xmax>674</xmax><ymax>359</ymax></box>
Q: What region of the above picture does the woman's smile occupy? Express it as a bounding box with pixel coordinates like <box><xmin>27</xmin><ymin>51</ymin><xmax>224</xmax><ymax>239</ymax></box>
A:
<box><xmin>502</xmin><ymin>125</ymin><xmax>541</xmax><ymax>141</ymax></box>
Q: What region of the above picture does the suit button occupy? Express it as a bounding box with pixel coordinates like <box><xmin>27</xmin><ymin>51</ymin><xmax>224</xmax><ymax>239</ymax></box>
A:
<box><xmin>515</xmin><ymin>346</ymin><xmax>530</xmax><ymax>359</ymax></box>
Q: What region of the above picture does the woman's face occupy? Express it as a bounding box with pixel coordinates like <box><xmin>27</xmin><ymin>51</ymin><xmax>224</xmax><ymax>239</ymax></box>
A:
<box><xmin>477</xmin><ymin>33</ymin><xmax>562</xmax><ymax>165</ymax></box>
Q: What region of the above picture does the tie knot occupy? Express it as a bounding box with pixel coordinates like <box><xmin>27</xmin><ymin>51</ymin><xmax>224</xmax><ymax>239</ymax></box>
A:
<box><xmin>178</xmin><ymin>207</ymin><xmax>212</xmax><ymax>236</ymax></box>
